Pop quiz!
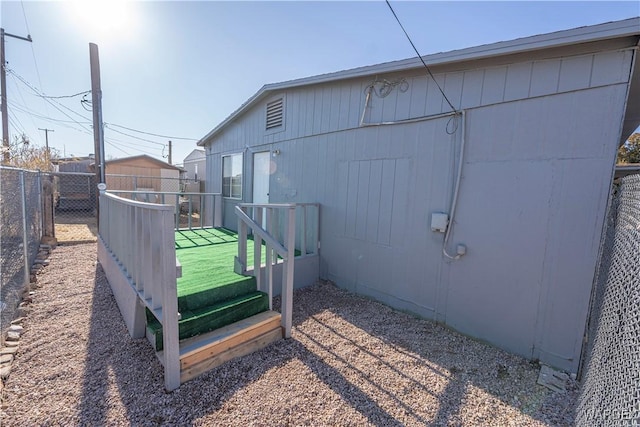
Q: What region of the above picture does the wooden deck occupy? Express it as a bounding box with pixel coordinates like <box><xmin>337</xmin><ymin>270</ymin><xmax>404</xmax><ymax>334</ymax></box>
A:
<box><xmin>157</xmin><ymin>311</ymin><xmax>283</xmax><ymax>383</ymax></box>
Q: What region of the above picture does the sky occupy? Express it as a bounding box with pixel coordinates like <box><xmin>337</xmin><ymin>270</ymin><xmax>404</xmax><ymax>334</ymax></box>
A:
<box><xmin>1</xmin><ymin>1</ymin><xmax>638</xmax><ymax>165</ymax></box>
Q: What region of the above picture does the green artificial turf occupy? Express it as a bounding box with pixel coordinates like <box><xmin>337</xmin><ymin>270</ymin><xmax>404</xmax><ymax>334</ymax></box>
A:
<box><xmin>174</xmin><ymin>228</ymin><xmax>262</xmax><ymax>312</ymax></box>
<box><xmin>147</xmin><ymin>291</ymin><xmax>269</xmax><ymax>351</ymax></box>
<box><xmin>145</xmin><ymin>228</ymin><xmax>274</xmax><ymax>350</ymax></box>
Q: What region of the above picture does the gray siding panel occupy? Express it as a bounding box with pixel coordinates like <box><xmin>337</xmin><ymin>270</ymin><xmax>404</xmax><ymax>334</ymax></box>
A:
<box><xmin>529</xmin><ymin>59</ymin><xmax>561</xmax><ymax>97</ymax></box>
<box><xmin>558</xmin><ymin>55</ymin><xmax>594</xmax><ymax>92</ymax></box>
<box><xmin>504</xmin><ymin>62</ymin><xmax>532</xmax><ymax>101</ymax></box>
<box><xmin>481</xmin><ymin>66</ymin><xmax>507</xmax><ymax>105</ymax></box>
<box><xmin>377</xmin><ymin>159</ymin><xmax>395</xmax><ymax>246</ymax></box>
<box><xmin>461</xmin><ymin>70</ymin><xmax>484</xmax><ymax>109</ymax></box>
<box><xmin>204</xmin><ymin>46</ymin><xmax>634</xmax><ymax>373</ymax></box>
<box><xmin>591</xmin><ymin>50</ymin><xmax>633</xmax><ymax>87</ymax></box>
<box><xmin>425</xmin><ymin>74</ymin><xmax>446</xmax><ymax>116</ymax></box>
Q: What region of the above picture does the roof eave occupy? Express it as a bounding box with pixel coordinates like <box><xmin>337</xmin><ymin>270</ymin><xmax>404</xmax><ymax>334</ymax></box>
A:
<box><xmin>198</xmin><ymin>17</ymin><xmax>640</xmax><ymax>146</ymax></box>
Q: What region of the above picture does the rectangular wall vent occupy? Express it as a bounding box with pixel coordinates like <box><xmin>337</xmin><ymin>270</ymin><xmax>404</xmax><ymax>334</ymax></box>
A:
<box><xmin>266</xmin><ymin>98</ymin><xmax>283</xmax><ymax>130</ymax></box>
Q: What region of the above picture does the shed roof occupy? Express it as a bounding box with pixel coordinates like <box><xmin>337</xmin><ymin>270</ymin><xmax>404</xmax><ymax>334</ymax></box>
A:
<box><xmin>106</xmin><ymin>154</ymin><xmax>182</xmax><ymax>170</ymax></box>
<box><xmin>183</xmin><ymin>149</ymin><xmax>206</xmax><ymax>163</ymax></box>
<box><xmin>199</xmin><ymin>17</ymin><xmax>640</xmax><ymax>146</ymax></box>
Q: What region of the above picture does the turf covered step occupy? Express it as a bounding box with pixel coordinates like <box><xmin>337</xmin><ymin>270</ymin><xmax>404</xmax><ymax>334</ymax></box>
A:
<box><xmin>177</xmin><ymin>275</ymin><xmax>257</xmax><ymax>312</ymax></box>
<box><xmin>147</xmin><ymin>291</ymin><xmax>269</xmax><ymax>351</ymax></box>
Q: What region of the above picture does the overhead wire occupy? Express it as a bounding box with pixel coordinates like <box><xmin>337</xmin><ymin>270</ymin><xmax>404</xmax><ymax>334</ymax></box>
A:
<box><xmin>9</xmin><ymin>73</ymin><xmax>43</xmax><ymax>145</ymax></box>
<box><xmin>7</xmin><ymin>111</ymin><xmax>27</xmax><ymax>138</ymax></box>
<box><xmin>9</xmin><ymin>70</ymin><xmax>194</xmax><ymax>159</ymax></box>
<box><xmin>20</xmin><ymin>0</ymin><xmax>51</xmax><ymax>120</ymax></box>
<box><xmin>9</xmin><ymin>69</ymin><xmax>93</xmax><ymax>133</ymax></box>
<box><xmin>9</xmin><ymin>100</ymin><xmax>90</xmax><ymax>124</ymax></box>
<box><xmin>105</xmin><ymin>138</ymin><xmax>159</xmax><ymax>156</ymax></box>
<box><xmin>384</xmin><ymin>0</ymin><xmax>458</xmax><ymax>115</ymax></box>
<box><xmin>105</xmin><ymin>140</ymin><xmax>132</xmax><ymax>156</ymax></box>
<box><xmin>37</xmin><ymin>90</ymin><xmax>92</xmax><ymax>99</ymax></box>
<box><xmin>11</xmin><ymin>98</ymin><xmax>164</xmax><ymax>157</ymax></box>
<box><xmin>103</xmin><ymin>125</ymin><xmax>168</xmax><ymax>147</ymax></box>
<box><xmin>105</xmin><ymin>122</ymin><xmax>199</xmax><ymax>141</ymax></box>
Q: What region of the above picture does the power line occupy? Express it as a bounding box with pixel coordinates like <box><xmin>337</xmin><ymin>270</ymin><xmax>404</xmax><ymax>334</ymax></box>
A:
<box><xmin>384</xmin><ymin>0</ymin><xmax>457</xmax><ymax>113</ymax></box>
<box><xmin>105</xmin><ymin>139</ymin><xmax>131</xmax><ymax>156</ymax></box>
<box><xmin>105</xmin><ymin>138</ymin><xmax>159</xmax><ymax>156</ymax></box>
<box><xmin>8</xmin><ymin>111</ymin><xmax>27</xmax><ymax>137</ymax></box>
<box><xmin>20</xmin><ymin>1</ymin><xmax>51</xmax><ymax>119</ymax></box>
<box><xmin>9</xmin><ymin>69</ymin><xmax>93</xmax><ymax>133</ymax></box>
<box><xmin>105</xmin><ymin>122</ymin><xmax>199</xmax><ymax>141</ymax></box>
<box><xmin>9</xmin><ymin>73</ymin><xmax>43</xmax><ymax>145</ymax></box>
<box><xmin>10</xmin><ymin>99</ymin><xmax>166</xmax><ymax>155</ymax></box>
<box><xmin>104</xmin><ymin>124</ymin><xmax>167</xmax><ymax>146</ymax></box>
<box><xmin>9</xmin><ymin>100</ymin><xmax>91</xmax><ymax>125</ymax></box>
<box><xmin>38</xmin><ymin>90</ymin><xmax>92</xmax><ymax>99</ymax></box>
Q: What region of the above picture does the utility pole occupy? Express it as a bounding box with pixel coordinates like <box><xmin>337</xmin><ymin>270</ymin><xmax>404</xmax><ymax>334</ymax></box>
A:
<box><xmin>89</xmin><ymin>43</ymin><xmax>105</xmax><ymax>184</ymax></box>
<box><xmin>38</xmin><ymin>127</ymin><xmax>54</xmax><ymax>163</ymax></box>
<box><xmin>168</xmin><ymin>140</ymin><xmax>172</xmax><ymax>164</ymax></box>
<box><xmin>1</xmin><ymin>28</ymin><xmax>32</xmax><ymax>164</ymax></box>
<box><xmin>89</xmin><ymin>43</ymin><xmax>105</xmax><ymax>225</ymax></box>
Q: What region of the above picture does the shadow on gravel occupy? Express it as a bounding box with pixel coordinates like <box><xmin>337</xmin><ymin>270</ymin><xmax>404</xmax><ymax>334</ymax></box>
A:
<box><xmin>79</xmin><ymin>266</ymin><xmax>413</xmax><ymax>425</ymax></box>
<box><xmin>78</xmin><ymin>270</ymin><xmax>575</xmax><ymax>425</ymax></box>
<box><xmin>289</xmin><ymin>282</ymin><xmax>578</xmax><ymax>426</ymax></box>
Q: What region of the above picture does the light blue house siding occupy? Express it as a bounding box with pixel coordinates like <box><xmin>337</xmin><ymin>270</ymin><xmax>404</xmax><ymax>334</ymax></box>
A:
<box><xmin>202</xmin><ymin>22</ymin><xmax>638</xmax><ymax>373</ymax></box>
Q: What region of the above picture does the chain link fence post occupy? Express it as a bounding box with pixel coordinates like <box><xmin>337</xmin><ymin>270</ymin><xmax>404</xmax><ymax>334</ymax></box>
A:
<box><xmin>19</xmin><ymin>170</ymin><xmax>30</xmax><ymax>289</ymax></box>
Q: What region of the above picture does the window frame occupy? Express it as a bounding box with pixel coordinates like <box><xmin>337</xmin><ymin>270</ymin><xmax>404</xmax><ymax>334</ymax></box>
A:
<box><xmin>221</xmin><ymin>152</ymin><xmax>243</xmax><ymax>199</ymax></box>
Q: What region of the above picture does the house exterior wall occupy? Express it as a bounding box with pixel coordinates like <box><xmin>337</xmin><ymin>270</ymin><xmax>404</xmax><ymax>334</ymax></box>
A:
<box><xmin>204</xmin><ymin>43</ymin><xmax>635</xmax><ymax>372</ymax></box>
<box><xmin>183</xmin><ymin>150</ymin><xmax>206</xmax><ymax>182</ymax></box>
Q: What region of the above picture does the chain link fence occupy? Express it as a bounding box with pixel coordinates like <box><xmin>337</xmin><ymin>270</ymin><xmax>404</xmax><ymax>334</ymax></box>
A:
<box><xmin>576</xmin><ymin>174</ymin><xmax>640</xmax><ymax>426</ymax></box>
<box><xmin>49</xmin><ymin>172</ymin><xmax>98</xmax><ymax>244</ymax></box>
<box><xmin>0</xmin><ymin>167</ymin><xmax>43</xmax><ymax>332</ymax></box>
<box><xmin>104</xmin><ymin>175</ymin><xmax>210</xmax><ymax>229</ymax></box>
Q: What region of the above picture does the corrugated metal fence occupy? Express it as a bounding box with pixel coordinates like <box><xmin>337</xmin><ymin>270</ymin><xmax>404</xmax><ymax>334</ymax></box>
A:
<box><xmin>576</xmin><ymin>174</ymin><xmax>640</xmax><ymax>426</ymax></box>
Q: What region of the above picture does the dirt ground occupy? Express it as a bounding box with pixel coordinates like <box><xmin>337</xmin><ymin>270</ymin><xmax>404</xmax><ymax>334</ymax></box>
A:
<box><xmin>0</xmin><ymin>243</ymin><xmax>578</xmax><ymax>426</ymax></box>
<box><xmin>54</xmin><ymin>211</ymin><xmax>98</xmax><ymax>243</ymax></box>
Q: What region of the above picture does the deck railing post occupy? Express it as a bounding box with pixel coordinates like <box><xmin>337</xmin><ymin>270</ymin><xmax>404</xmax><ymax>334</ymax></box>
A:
<box><xmin>265</xmin><ymin>208</ymin><xmax>273</xmax><ymax>309</ymax></box>
<box><xmin>188</xmin><ymin>195</ymin><xmax>193</xmax><ymax>229</ymax></box>
<box><xmin>301</xmin><ymin>206</ymin><xmax>307</xmax><ymax>256</ymax></box>
<box><xmin>160</xmin><ymin>208</ymin><xmax>181</xmax><ymax>391</ymax></box>
<box><xmin>214</xmin><ymin>194</ymin><xmax>221</xmax><ymax>227</ymax></box>
<box><xmin>253</xmin><ymin>207</ymin><xmax>263</xmax><ymax>291</ymax></box>
<box><xmin>282</xmin><ymin>205</ymin><xmax>296</xmax><ymax>338</ymax></box>
<box><xmin>236</xmin><ymin>207</ymin><xmax>248</xmax><ymax>274</ymax></box>
<box><xmin>200</xmin><ymin>194</ymin><xmax>204</xmax><ymax>229</ymax></box>
<box><xmin>175</xmin><ymin>194</ymin><xmax>180</xmax><ymax>230</ymax></box>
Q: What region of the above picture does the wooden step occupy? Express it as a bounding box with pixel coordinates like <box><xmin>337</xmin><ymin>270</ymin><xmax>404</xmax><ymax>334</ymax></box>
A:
<box><xmin>157</xmin><ymin>311</ymin><xmax>283</xmax><ymax>384</ymax></box>
<box><xmin>147</xmin><ymin>291</ymin><xmax>270</xmax><ymax>351</ymax></box>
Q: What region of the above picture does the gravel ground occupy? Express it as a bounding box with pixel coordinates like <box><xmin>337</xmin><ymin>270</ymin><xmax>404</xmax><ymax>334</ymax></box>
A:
<box><xmin>0</xmin><ymin>243</ymin><xmax>577</xmax><ymax>426</ymax></box>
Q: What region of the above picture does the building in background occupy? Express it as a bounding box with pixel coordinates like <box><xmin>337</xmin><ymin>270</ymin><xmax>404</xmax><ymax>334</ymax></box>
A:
<box><xmin>182</xmin><ymin>149</ymin><xmax>206</xmax><ymax>182</ymax></box>
<box><xmin>105</xmin><ymin>154</ymin><xmax>183</xmax><ymax>193</ymax></box>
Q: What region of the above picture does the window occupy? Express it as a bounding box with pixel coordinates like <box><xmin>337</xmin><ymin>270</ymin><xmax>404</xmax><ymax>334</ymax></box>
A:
<box><xmin>266</xmin><ymin>98</ymin><xmax>284</xmax><ymax>130</ymax></box>
<box><xmin>222</xmin><ymin>153</ymin><xmax>243</xmax><ymax>198</ymax></box>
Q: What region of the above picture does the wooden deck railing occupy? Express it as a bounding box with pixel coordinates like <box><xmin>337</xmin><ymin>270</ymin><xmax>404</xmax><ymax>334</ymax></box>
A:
<box><xmin>97</xmin><ymin>187</ymin><xmax>181</xmax><ymax>391</ymax></box>
<box><xmin>234</xmin><ymin>203</ymin><xmax>320</xmax><ymax>338</ymax></box>
<box><xmin>107</xmin><ymin>190</ymin><xmax>222</xmax><ymax>230</ymax></box>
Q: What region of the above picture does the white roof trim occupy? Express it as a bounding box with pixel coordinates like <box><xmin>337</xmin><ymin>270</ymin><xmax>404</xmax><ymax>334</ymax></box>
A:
<box><xmin>198</xmin><ymin>17</ymin><xmax>640</xmax><ymax>145</ymax></box>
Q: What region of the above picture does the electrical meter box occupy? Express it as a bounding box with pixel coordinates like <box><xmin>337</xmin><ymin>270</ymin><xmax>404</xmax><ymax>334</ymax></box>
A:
<box><xmin>431</xmin><ymin>213</ymin><xmax>449</xmax><ymax>233</ymax></box>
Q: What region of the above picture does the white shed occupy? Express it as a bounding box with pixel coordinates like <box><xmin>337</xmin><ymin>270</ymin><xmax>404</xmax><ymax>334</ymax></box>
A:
<box><xmin>182</xmin><ymin>149</ymin><xmax>206</xmax><ymax>182</ymax></box>
<box><xmin>198</xmin><ymin>18</ymin><xmax>640</xmax><ymax>373</ymax></box>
